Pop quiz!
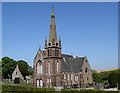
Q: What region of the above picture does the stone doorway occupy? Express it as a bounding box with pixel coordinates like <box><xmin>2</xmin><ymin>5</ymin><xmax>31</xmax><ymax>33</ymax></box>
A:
<box><xmin>14</xmin><ymin>77</ymin><xmax>20</xmax><ymax>84</ymax></box>
<box><xmin>36</xmin><ymin>79</ymin><xmax>43</xmax><ymax>87</ymax></box>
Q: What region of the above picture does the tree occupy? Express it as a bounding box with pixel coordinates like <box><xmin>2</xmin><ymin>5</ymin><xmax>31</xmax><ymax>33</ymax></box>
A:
<box><xmin>2</xmin><ymin>57</ymin><xmax>17</xmax><ymax>79</ymax></box>
<box><xmin>0</xmin><ymin>61</ymin><xmax>2</xmax><ymax>77</ymax></box>
<box><xmin>92</xmin><ymin>72</ymin><xmax>103</xmax><ymax>83</ymax></box>
<box><xmin>108</xmin><ymin>71</ymin><xmax>118</xmax><ymax>88</ymax></box>
<box><xmin>2</xmin><ymin>57</ymin><xmax>33</xmax><ymax>79</ymax></box>
<box><xmin>118</xmin><ymin>69</ymin><xmax>120</xmax><ymax>90</ymax></box>
<box><xmin>28</xmin><ymin>66</ymin><xmax>33</xmax><ymax>75</ymax></box>
<box><xmin>99</xmin><ymin>71</ymin><xmax>110</xmax><ymax>81</ymax></box>
<box><xmin>17</xmin><ymin>60</ymin><xmax>33</xmax><ymax>79</ymax></box>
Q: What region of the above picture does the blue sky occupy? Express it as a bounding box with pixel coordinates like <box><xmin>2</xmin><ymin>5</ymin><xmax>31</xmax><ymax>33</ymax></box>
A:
<box><xmin>2</xmin><ymin>2</ymin><xmax>118</xmax><ymax>70</ymax></box>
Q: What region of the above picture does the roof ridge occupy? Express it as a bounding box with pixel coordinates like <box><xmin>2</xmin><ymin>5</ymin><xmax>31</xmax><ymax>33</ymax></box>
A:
<box><xmin>62</xmin><ymin>54</ymin><xmax>73</xmax><ymax>57</ymax></box>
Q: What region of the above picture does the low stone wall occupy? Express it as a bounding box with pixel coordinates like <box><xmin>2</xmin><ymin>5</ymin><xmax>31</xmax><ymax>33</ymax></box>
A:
<box><xmin>2</xmin><ymin>79</ymin><xmax>14</xmax><ymax>85</ymax></box>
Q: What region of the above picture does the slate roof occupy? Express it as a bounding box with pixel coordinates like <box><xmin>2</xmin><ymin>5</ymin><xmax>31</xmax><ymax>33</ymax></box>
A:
<box><xmin>62</xmin><ymin>54</ymin><xmax>85</xmax><ymax>72</ymax></box>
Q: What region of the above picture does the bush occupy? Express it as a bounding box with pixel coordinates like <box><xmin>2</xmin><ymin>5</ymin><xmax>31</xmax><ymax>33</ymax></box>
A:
<box><xmin>2</xmin><ymin>84</ymin><xmax>55</xmax><ymax>92</ymax></box>
<box><xmin>61</xmin><ymin>89</ymin><xmax>119</xmax><ymax>93</ymax></box>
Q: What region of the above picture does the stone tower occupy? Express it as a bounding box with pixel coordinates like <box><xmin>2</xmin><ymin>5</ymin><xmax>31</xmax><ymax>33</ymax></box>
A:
<box><xmin>44</xmin><ymin>6</ymin><xmax>62</xmax><ymax>87</ymax></box>
<box><xmin>33</xmin><ymin>6</ymin><xmax>62</xmax><ymax>87</ymax></box>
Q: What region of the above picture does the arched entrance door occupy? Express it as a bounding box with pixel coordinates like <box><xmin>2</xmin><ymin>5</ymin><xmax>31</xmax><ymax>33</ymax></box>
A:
<box><xmin>37</xmin><ymin>79</ymin><xmax>39</xmax><ymax>87</ymax></box>
<box><xmin>14</xmin><ymin>77</ymin><xmax>20</xmax><ymax>84</ymax></box>
<box><xmin>40</xmin><ymin>79</ymin><xmax>43</xmax><ymax>87</ymax></box>
<box><xmin>36</xmin><ymin>79</ymin><xmax>43</xmax><ymax>87</ymax></box>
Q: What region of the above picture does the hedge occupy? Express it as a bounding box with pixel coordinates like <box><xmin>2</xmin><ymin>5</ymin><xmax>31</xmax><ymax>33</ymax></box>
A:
<box><xmin>2</xmin><ymin>84</ymin><xmax>55</xmax><ymax>92</ymax></box>
<box><xmin>2</xmin><ymin>85</ymin><xmax>120</xmax><ymax>93</ymax></box>
<box><xmin>61</xmin><ymin>89</ymin><xmax>120</xmax><ymax>93</ymax></box>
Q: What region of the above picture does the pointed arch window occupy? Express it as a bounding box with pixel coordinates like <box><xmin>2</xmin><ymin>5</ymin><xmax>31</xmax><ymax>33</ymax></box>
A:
<box><xmin>56</xmin><ymin>43</ymin><xmax>58</xmax><ymax>46</ymax></box>
<box><xmin>48</xmin><ymin>50</ymin><xmax>49</xmax><ymax>56</ymax></box>
<box><xmin>55</xmin><ymin>49</ymin><xmax>57</xmax><ymax>56</ymax></box>
<box><xmin>56</xmin><ymin>61</ymin><xmax>59</xmax><ymax>73</ymax></box>
<box><xmin>47</xmin><ymin>78</ymin><xmax>52</xmax><ymax>87</ymax></box>
<box><xmin>40</xmin><ymin>79</ymin><xmax>43</xmax><ymax>87</ymax></box>
<box><xmin>37</xmin><ymin>79</ymin><xmax>39</xmax><ymax>87</ymax></box>
<box><xmin>64</xmin><ymin>74</ymin><xmax>66</xmax><ymax>79</ymax></box>
<box><xmin>53</xmin><ymin>50</ymin><xmax>55</xmax><ymax>56</ymax></box>
<box><xmin>49</xmin><ymin>49</ymin><xmax>52</xmax><ymax>56</ymax></box>
<box><xmin>48</xmin><ymin>62</ymin><xmax>50</xmax><ymax>73</ymax></box>
<box><xmin>37</xmin><ymin>60</ymin><xmax>43</xmax><ymax>74</ymax></box>
<box><xmin>57</xmin><ymin>50</ymin><xmax>59</xmax><ymax>56</ymax></box>
<box><xmin>36</xmin><ymin>79</ymin><xmax>43</xmax><ymax>87</ymax></box>
<box><xmin>75</xmin><ymin>74</ymin><xmax>78</xmax><ymax>81</ymax></box>
<box><xmin>85</xmin><ymin>67</ymin><xmax>88</xmax><ymax>74</ymax></box>
<box><xmin>55</xmin><ymin>49</ymin><xmax>58</xmax><ymax>56</ymax></box>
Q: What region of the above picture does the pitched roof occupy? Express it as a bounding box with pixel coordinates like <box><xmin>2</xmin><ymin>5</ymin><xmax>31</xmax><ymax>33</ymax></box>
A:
<box><xmin>12</xmin><ymin>65</ymin><xmax>24</xmax><ymax>80</ymax></box>
<box><xmin>62</xmin><ymin>54</ymin><xmax>85</xmax><ymax>72</ymax></box>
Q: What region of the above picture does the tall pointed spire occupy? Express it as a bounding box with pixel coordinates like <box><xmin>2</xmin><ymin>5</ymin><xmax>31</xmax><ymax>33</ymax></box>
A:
<box><xmin>49</xmin><ymin>6</ymin><xmax>57</xmax><ymax>44</ymax></box>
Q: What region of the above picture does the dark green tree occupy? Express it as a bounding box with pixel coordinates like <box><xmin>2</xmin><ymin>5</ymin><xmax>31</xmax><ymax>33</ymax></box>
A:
<box><xmin>28</xmin><ymin>66</ymin><xmax>33</xmax><ymax>75</ymax></box>
<box><xmin>2</xmin><ymin>57</ymin><xmax>17</xmax><ymax>79</ymax></box>
<box><xmin>0</xmin><ymin>61</ymin><xmax>2</xmax><ymax>77</ymax></box>
<box><xmin>108</xmin><ymin>71</ymin><xmax>118</xmax><ymax>88</ymax></box>
<box><xmin>17</xmin><ymin>60</ymin><xmax>33</xmax><ymax>79</ymax></box>
<box><xmin>92</xmin><ymin>72</ymin><xmax>103</xmax><ymax>83</ymax></box>
<box><xmin>99</xmin><ymin>71</ymin><xmax>110</xmax><ymax>81</ymax></box>
<box><xmin>118</xmin><ymin>69</ymin><xmax>120</xmax><ymax>90</ymax></box>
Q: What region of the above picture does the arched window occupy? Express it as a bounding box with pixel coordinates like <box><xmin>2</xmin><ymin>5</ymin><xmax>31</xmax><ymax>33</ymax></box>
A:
<box><xmin>47</xmin><ymin>78</ymin><xmax>52</xmax><ymax>87</ymax></box>
<box><xmin>37</xmin><ymin>61</ymin><xmax>43</xmax><ymax>74</ymax></box>
<box><xmin>57</xmin><ymin>50</ymin><xmax>59</xmax><ymax>56</ymax></box>
<box><xmin>49</xmin><ymin>49</ymin><xmax>52</xmax><ymax>56</ymax></box>
<box><xmin>48</xmin><ymin>50</ymin><xmax>49</xmax><ymax>56</ymax></box>
<box><xmin>85</xmin><ymin>67</ymin><xmax>88</xmax><ymax>73</ymax></box>
<box><xmin>69</xmin><ymin>74</ymin><xmax>71</xmax><ymax>81</ymax></box>
<box><xmin>40</xmin><ymin>79</ymin><xmax>43</xmax><ymax>87</ymax></box>
<box><xmin>48</xmin><ymin>62</ymin><xmax>50</xmax><ymax>73</ymax></box>
<box><xmin>49</xmin><ymin>43</ymin><xmax>51</xmax><ymax>46</ymax></box>
<box><xmin>55</xmin><ymin>49</ymin><xmax>57</xmax><ymax>56</ymax></box>
<box><xmin>64</xmin><ymin>74</ymin><xmax>66</xmax><ymax>79</ymax></box>
<box><xmin>75</xmin><ymin>74</ymin><xmax>78</xmax><ymax>81</ymax></box>
<box><xmin>37</xmin><ymin>79</ymin><xmax>39</xmax><ymax>87</ymax></box>
<box><xmin>36</xmin><ymin>79</ymin><xmax>43</xmax><ymax>87</ymax></box>
<box><xmin>56</xmin><ymin>43</ymin><xmax>58</xmax><ymax>46</ymax></box>
<box><xmin>75</xmin><ymin>75</ymin><xmax>76</xmax><ymax>81</ymax></box>
<box><xmin>56</xmin><ymin>61</ymin><xmax>59</xmax><ymax>73</ymax></box>
<box><xmin>53</xmin><ymin>50</ymin><xmax>55</xmax><ymax>56</ymax></box>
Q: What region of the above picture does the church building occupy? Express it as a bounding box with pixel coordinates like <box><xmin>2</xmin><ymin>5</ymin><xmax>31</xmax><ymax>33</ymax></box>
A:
<box><xmin>33</xmin><ymin>7</ymin><xmax>93</xmax><ymax>89</ymax></box>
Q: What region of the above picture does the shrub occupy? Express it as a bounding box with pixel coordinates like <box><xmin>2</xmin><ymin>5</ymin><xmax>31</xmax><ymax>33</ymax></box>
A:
<box><xmin>61</xmin><ymin>89</ymin><xmax>119</xmax><ymax>93</ymax></box>
<box><xmin>2</xmin><ymin>84</ymin><xmax>55</xmax><ymax>92</ymax></box>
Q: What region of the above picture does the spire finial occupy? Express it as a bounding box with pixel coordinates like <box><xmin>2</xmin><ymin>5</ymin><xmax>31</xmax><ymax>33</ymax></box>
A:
<box><xmin>52</xmin><ymin>5</ymin><xmax>54</xmax><ymax>16</ymax></box>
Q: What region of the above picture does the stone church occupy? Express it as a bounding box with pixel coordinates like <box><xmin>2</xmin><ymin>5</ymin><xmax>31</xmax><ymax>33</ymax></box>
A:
<box><xmin>33</xmin><ymin>7</ymin><xmax>93</xmax><ymax>89</ymax></box>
